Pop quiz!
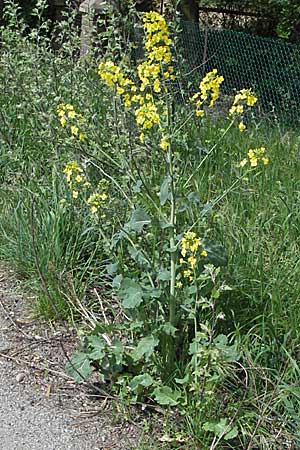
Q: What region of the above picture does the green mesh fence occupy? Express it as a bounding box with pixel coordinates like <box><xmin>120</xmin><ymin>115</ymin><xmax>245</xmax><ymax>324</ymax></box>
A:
<box><xmin>179</xmin><ymin>21</ymin><xmax>300</xmax><ymax>124</ymax></box>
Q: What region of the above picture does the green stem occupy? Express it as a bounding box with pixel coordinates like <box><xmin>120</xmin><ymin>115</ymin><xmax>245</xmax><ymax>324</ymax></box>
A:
<box><xmin>169</xmin><ymin>145</ymin><xmax>176</xmax><ymax>326</ymax></box>
<box><xmin>166</xmin><ymin>143</ymin><xmax>177</xmax><ymax>371</ymax></box>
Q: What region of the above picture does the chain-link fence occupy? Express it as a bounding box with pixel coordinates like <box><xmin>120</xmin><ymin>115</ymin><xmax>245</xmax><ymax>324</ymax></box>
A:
<box><xmin>179</xmin><ymin>21</ymin><xmax>300</xmax><ymax>124</ymax></box>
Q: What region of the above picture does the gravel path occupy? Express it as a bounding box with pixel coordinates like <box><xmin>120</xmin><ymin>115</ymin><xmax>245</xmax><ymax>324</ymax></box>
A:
<box><xmin>0</xmin><ymin>268</ymin><xmax>139</xmax><ymax>450</ymax></box>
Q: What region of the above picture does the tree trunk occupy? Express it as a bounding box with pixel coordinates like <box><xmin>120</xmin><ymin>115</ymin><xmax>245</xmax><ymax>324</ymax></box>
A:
<box><xmin>179</xmin><ymin>0</ymin><xmax>199</xmax><ymax>22</ymax></box>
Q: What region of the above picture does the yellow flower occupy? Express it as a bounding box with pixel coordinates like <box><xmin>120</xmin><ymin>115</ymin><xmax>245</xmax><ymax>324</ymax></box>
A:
<box><xmin>116</xmin><ymin>86</ymin><xmax>125</xmax><ymax>95</ymax></box>
<box><xmin>153</xmin><ymin>78</ymin><xmax>161</xmax><ymax>93</ymax></box>
<box><xmin>181</xmin><ymin>231</ymin><xmax>201</xmax><ymax>255</ymax></box>
<box><xmin>196</xmin><ymin>109</ymin><xmax>205</xmax><ymax>118</ymax></box>
<box><xmin>188</xmin><ymin>255</ymin><xmax>197</xmax><ymax>269</ymax></box>
<box><xmin>176</xmin><ymin>281</ymin><xmax>183</xmax><ymax>289</ymax></box>
<box><xmin>248</xmin><ymin>149</ymin><xmax>255</xmax><ymax>159</ymax></box>
<box><xmin>71</xmin><ymin>125</ymin><xmax>79</xmax><ymax>136</ymax></box>
<box><xmin>240</xmin><ymin>158</ymin><xmax>248</xmax><ymax>167</ymax></box>
<box><xmin>72</xmin><ymin>190</ymin><xmax>78</xmax><ymax>199</ymax></box>
<box><xmin>238</xmin><ymin>122</ymin><xmax>246</xmax><ymax>132</ymax></box>
<box><xmin>63</xmin><ymin>161</ymin><xmax>83</xmax><ymax>174</ymax></box>
<box><xmin>87</xmin><ymin>191</ymin><xmax>108</xmax><ymax>214</ymax></box>
<box><xmin>67</xmin><ymin>110</ymin><xmax>76</xmax><ymax>119</ymax></box>
<box><xmin>160</xmin><ymin>137</ymin><xmax>169</xmax><ymax>151</ymax></box>
<box><xmin>262</xmin><ymin>157</ymin><xmax>269</xmax><ymax>165</ymax></box>
<box><xmin>75</xmin><ymin>175</ymin><xmax>83</xmax><ymax>183</ymax></box>
<box><xmin>60</xmin><ymin>117</ymin><xmax>67</xmax><ymax>127</ymax></box>
<box><xmin>90</xmin><ymin>206</ymin><xmax>98</xmax><ymax>214</ymax></box>
<box><xmin>201</xmin><ymin>250</ymin><xmax>208</xmax><ymax>257</ymax></box>
<box><xmin>58</xmin><ymin>103</ymin><xmax>85</xmax><ymax>140</ymax></box>
<box><xmin>230</xmin><ymin>88</ymin><xmax>257</xmax><ymax>116</ymax></box>
<box><xmin>250</xmin><ymin>158</ymin><xmax>258</xmax><ymax>167</ymax></box>
<box><xmin>183</xmin><ymin>269</ymin><xmax>192</xmax><ymax>279</ymax></box>
<box><xmin>246</xmin><ymin>93</ymin><xmax>258</xmax><ymax>106</ymax></box>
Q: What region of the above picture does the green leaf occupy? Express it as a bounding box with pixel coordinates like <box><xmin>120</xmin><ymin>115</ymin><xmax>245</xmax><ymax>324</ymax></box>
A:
<box><xmin>130</xmin><ymin>373</ymin><xmax>154</xmax><ymax>391</ymax></box>
<box><xmin>203</xmin><ymin>418</ymin><xmax>238</xmax><ymax>440</ymax></box>
<box><xmin>66</xmin><ymin>351</ymin><xmax>92</xmax><ymax>382</ymax></box>
<box><xmin>128</xmin><ymin>246</ymin><xmax>150</xmax><ymax>267</ymax></box>
<box><xmin>153</xmin><ymin>386</ymin><xmax>181</xmax><ymax>406</ymax></box>
<box><xmin>224</xmin><ymin>426</ymin><xmax>238</xmax><ymax>440</ymax></box>
<box><xmin>129</xmin><ymin>208</ymin><xmax>151</xmax><ymax>232</ymax></box>
<box><xmin>132</xmin><ymin>335</ymin><xmax>159</xmax><ymax>361</ymax></box>
<box><xmin>158</xmin><ymin>268</ymin><xmax>171</xmax><ymax>281</ymax></box>
<box><xmin>112</xmin><ymin>274</ymin><xmax>123</xmax><ymax>289</ymax></box>
<box><xmin>159</xmin><ymin>221</ymin><xmax>173</xmax><ymax>229</ymax></box>
<box><xmin>214</xmin><ymin>335</ymin><xmax>240</xmax><ymax>362</ymax></box>
<box><xmin>119</xmin><ymin>278</ymin><xmax>144</xmax><ymax>309</ymax></box>
<box><xmin>111</xmin><ymin>339</ymin><xmax>124</xmax><ymax>365</ymax></box>
<box><xmin>88</xmin><ymin>336</ymin><xmax>106</xmax><ymax>361</ymax></box>
<box><xmin>107</xmin><ymin>263</ymin><xmax>118</xmax><ymax>276</ymax></box>
<box><xmin>144</xmin><ymin>286</ymin><xmax>162</xmax><ymax>299</ymax></box>
<box><xmin>160</xmin><ymin>176</ymin><xmax>170</xmax><ymax>206</ymax></box>
<box><xmin>175</xmin><ymin>374</ymin><xmax>190</xmax><ymax>385</ymax></box>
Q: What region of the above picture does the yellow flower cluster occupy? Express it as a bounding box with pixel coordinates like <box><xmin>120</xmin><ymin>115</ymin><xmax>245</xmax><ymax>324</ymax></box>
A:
<box><xmin>57</xmin><ymin>104</ymin><xmax>85</xmax><ymax>141</ymax></box>
<box><xmin>180</xmin><ymin>231</ymin><xmax>207</xmax><ymax>281</ymax></box>
<box><xmin>98</xmin><ymin>61</ymin><xmax>136</xmax><ymax>105</ymax></box>
<box><xmin>63</xmin><ymin>161</ymin><xmax>90</xmax><ymax>199</ymax></box>
<box><xmin>138</xmin><ymin>11</ymin><xmax>174</xmax><ymax>91</ymax></box>
<box><xmin>135</xmin><ymin>102</ymin><xmax>160</xmax><ymax>129</ymax></box>
<box><xmin>63</xmin><ymin>163</ymin><xmax>109</xmax><ymax>213</ymax></box>
<box><xmin>98</xmin><ymin>12</ymin><xmax>173</xmax><ymax>141</ymax></box>
<box><xmin>229</xmin><ymin>88</ymin><xmax>258</xmax><ymax>132</ymax></box>
<box><xmin>191</xmin><ymin>69</ymin><xmax>224</xmax><ymax>117</ymax></box>
<box><xmin>87</xmin><ymin>179</ymin><xmax>109</xmax><ymax>215</ymax></box>
<box><xmin>160</xmin><ymin>137</ymin><xmax>169</xmax><ymax>151</ymax></box>
<box><xmin>240</xmin><ymin>147</ymin><xmax>269</xmax><ymax>168</ymax></box>
<box><xmin>87</xmin><ymin>192</ymin><xmax>108</xmax><ymax>214</ymax></box>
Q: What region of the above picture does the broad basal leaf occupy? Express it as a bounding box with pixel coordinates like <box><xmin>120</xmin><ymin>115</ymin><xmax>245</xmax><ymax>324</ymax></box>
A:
<box><xmin>132</xmin><ymin>335</ymin><xmax>159</xmax><ymax>361</ymax></box>
<box><xmin>130</xmin><ymin>373</ymin><xmax>154</xmax><ymax>391</ymax></box>
<box><xmin>119</xmin><ymin>278</ymin><xmax>144</xmax><ymax>309</ymax></box>
<box><xmin>88</xmin><ymin>336</ymin><xmax>106</xmax><ymax>361</ymax></box>
<box><xmin>66</xmin><ymin>351</ymin><xmax>92</xmax><ymax>382</ymax></box>
<box><xmin>153</xmin><ymin>386</ymin><xmax>181</xmax><ymax>406</ymax></box>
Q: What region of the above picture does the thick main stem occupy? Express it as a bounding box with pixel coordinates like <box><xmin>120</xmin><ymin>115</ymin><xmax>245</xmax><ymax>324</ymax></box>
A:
<box><xmin>169</xmin><ymin>146</ymin><xmax>176</xmax><ymax>325</ymax></box>
<box><xmin>166</xmin><ymin>145</ymin><xmax>177</xmax><ymax>370</ymax></box>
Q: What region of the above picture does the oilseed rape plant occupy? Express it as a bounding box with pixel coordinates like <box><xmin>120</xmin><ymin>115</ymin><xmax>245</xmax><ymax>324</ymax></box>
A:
<box><xmin>58</xmin><ymin>11</ymin><xmax>269</xmax><ymax>443</ymax></box>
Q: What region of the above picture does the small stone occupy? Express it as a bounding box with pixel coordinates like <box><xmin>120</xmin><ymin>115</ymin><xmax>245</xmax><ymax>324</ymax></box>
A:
<box><xmin>16</xmin><ymin>372</ymin><xmax>26</xmax><ymax>383</ymax></box>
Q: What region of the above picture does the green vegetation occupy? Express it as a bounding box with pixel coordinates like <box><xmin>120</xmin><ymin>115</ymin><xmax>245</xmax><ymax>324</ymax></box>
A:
<box><xmin>0</xmin><ymin>2</ymin><xmax>300</xmax><ymax>448</ymax></box>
